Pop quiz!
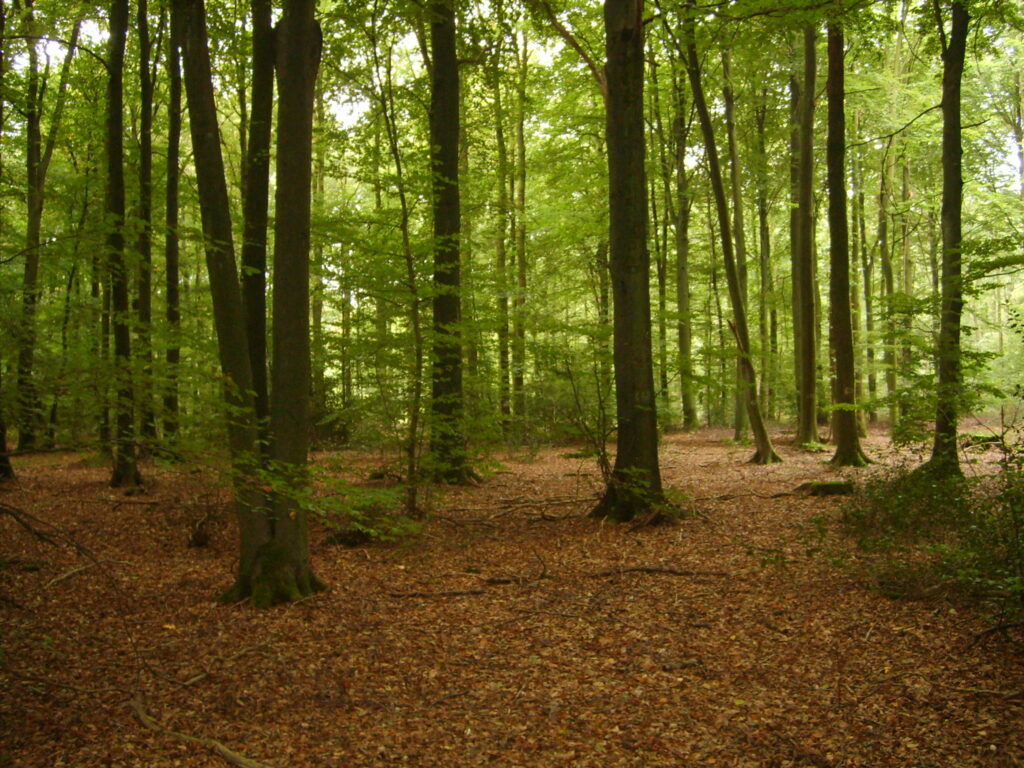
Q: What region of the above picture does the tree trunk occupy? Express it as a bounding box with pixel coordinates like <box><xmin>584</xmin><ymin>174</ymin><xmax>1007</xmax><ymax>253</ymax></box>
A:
<box><xmin>673</xmin><ymin>90</ymin><xmax>698</xmax><ymax>430</ymax></box>
<box><xmin>427</xmin><ymin>1</ymin><xmax>473</xmax><ymax>482</ymax></box>
<box><xmin>261</xmin><ymin>0</ymin><xmax>325</xmax><ymax>606</ymax></box>
<box><xmin>591</xmin><ymin>0</ymin><xmax>666</xmax><ymax>522</ymax></box>
<box><xmin>176</xmin><ymin>0</ymin><xmax>268</xmax><ymax>600</ymax></box>
<box><xmin>924</xmin><ymin>1</ymin><xmax>968</xmax><ymax>474</ymax></box>
<box><xmin>826</xmin><ymin>21</ymin><xmax>869</xmax><ymax>467</ymax></box>
<box><xmin>107</xmin><ymin>0</ymin><xmax>141</xmax><ymax>488</ymax></box>
<box><xmin>241</xmin><ymin>0</ymin><xmax>274</xmax><ymax>435</ymax></box>
<box><xmin>163</xmin><ymin>4</ymin><xmax>182</xmax><ymax>445</ymax></box>
<box><xmin>493</xmin><ymin>40</ymin><xmax>511</xmax><ymax>430</ymax></box>
<box><xmin>795</xmin><ymin>25</ymin><xmax>818</xmax><ymax>447</ymax></box>
<box><xmin>721</xmin><ymin>49</ymin><xmax>749</xmax><ymax>441</ymax></box>
<box><xmin>512</xmin><ymin>31</ymin><xmax>529</xmax><ymax>433</ymax></box>
<box><xmin>136</xmin><ymin>0</ymin><xmax>157</xmax><ymax>444</ymax></box>
<box><xmin>0</xmin><ymin>0</ymin><xmax>13</xmax><ymax>477</ymax></box>
<box><xmin>754</xmin><ymin>97</ymin><xmax>775</xmax><ymax>420</ymax></box>
<box><xmin>684</xmin><ymin>2</ymin><xmax>780</xmax><ymax>464</ymax></box>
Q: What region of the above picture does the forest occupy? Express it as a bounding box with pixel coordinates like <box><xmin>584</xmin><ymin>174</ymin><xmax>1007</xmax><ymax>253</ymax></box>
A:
<box><xmin>1</xmin><ymin>0</ymin><xmax>1023</xmax><ymax>765</ymax></box>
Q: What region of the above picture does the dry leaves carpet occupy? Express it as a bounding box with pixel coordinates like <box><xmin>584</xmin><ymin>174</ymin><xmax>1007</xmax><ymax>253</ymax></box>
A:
<box><xmin>1</xmin><ymin>428</ymin><xmax>1022</xmax><ymax>767</ymax></box>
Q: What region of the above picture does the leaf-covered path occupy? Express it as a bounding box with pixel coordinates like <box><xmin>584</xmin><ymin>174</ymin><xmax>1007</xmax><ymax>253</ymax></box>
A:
<box><xmin>2</xmin><ymin>429</ymin><xmax>1022</xmax><ymax>767</ymax></box>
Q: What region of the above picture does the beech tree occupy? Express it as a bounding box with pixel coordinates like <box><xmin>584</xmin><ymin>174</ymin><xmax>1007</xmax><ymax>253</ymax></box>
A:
<box><xmin>591</xmin><ymin>0</ymin><xmax>666</xmax><ymax>522</ymax></box>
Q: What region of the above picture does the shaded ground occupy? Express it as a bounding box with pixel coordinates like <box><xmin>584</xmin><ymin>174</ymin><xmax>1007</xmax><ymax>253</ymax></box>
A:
<box><xmin>1</xmin><ymin>428</ymin><xmax>1022</xmax><ymax>767</ymax></box>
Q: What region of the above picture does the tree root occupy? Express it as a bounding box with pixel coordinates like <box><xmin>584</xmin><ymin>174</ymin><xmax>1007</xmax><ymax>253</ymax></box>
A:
<box><xmin>129</xmin><ymin>694</ymin><xmax>273</xmax><ymax>768</ymax></box>
<box><xmin>590</xmin><ymin>566</ymin><xmax>728</xmax><ymax>578</ymax></box>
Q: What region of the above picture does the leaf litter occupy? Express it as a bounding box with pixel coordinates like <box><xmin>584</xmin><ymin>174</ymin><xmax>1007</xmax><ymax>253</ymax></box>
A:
<box><xmin>0</xmin><ymin>427</ymin><xmax>1021</xmax><ymax>767</ymax></box>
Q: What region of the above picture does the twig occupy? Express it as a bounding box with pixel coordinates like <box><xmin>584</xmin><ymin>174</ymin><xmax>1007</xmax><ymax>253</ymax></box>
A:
<box><xmin>591</xmin><ymin>566</ymin><xmax>728</xmax><ymax>578</ymax></box>
<box><xmin>0</xmin><ymin>502</ymin><xmax>59</xmax><ymax>545</ymax></box>
<box><xmin>388</xmin><ymin>590</ymin><xmax>486</xmax><ymax>598</ymax></box>
<box><xmin>130</xmin><ymin>694</ymin><xmax>273</xmax><ymax>768</ymax></box>
<box><xmin>45</xmin><ymin>562</ymin><xmax>98</xmax><ymax>587</ymax></box>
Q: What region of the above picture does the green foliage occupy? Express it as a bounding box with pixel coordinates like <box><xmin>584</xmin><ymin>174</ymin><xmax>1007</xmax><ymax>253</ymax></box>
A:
<box><xmin>840</xmin><ymin>440</ymin><xmax>1024</xmax><ymax>618</ymax></box>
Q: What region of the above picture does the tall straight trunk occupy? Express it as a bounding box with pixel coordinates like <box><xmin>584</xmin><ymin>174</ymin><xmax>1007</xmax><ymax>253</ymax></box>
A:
<box><xmin>0</xmin><ymin>0</ymin><xmax>13</xmax><ymax>477</ymax></box>
<box><xmin>311</xmin><ymin>86</ymin><xmax>328</xmax><ymax>439</ymax></box>
<box><xmin>721</xmin><ymin>49</ymin><xmax>749</xmax><ymax>441</ymax></box>
<box><xmin>878</xmin><ymin>147</ymin><xmax>898</xmax><ymax>428</ymax></box>
<box><xmin>673</xmin><ymin>102</ymin><xmax>698</xmax><ymax>430</ymax></box>
<box><xmin>754</xmin><ymin>98</ymin><xmax>775</xmax><ymax>419</ymax></box>
<box><xmin>241</xmin><ymin>0</ymin><xmax>274</xmax><ymax>433</ymax></box>
<box><xmin>684</xmin><ymin>3</ymin><xmax>779</xmax><ymax>464</ymax></box>
<box><xmin>511</xmin><ymin>31</ymin><xmax>528</xmax><ymax>429</ymax></box>
<box><xmin>17</xmin><ymin>12</ymin><xmax>81</xmax><ymax>449</ymax></box>
<box><xmin>136</xmin><ymin>0</ymin><xmax>157</xmax><ymax>442</ymax></box>
<box><xmin>493</xmin><ymin>51</ymin><xmax>511</xmax><ymax>429</ymax></box>
<box><xmin>795</xmin><ymin>25</ymin><xmax>818</xmax><ymax>446</ymax></box>
<box><xmin>428</xmin><ymin>1</ymin><xmax>473</xmax><ymax>482</ymax></box>
<box><xmin>856</xmin><ymin>140</ymin><xmax>877</xmax><ymax>423</ymax></box>
<box><xmin>649</xmin><ymin>49</ymin><xmax>671</xmax><ymax>413</ymax></box>
<box><xmin>264</xmin><ymin>0</ymin><xmax>325</xmax><ymax>605</ymax></box>
<box><xmin>107</xmin><ymin>0</ymin><xmax>140</xmax><ymax>488</ymax></box>
<box><xmin>898</xmin><ymin>158</ymin><xmax>914</xmax><ymax>419</ymax></box>
<box><xmin>163</xmin><ymin>5</ymin><xmax>182</xmax><ymax>444</ymax></box>
<box><xmin>826</xmin><ymin>21</ymin><xmax>868</xmax><ymax>467</ymax></box>
<box><xmin>176</xmin><ymin>0</ymin><xmax>268</xmax><ymax>600</ymax></box>
<box><xmin>592</xmin><ymin>0</ymin><xmax>666</xmax><ymax>522</ymax></box>
<box><xmin>924</xmin><ymin>1</ymin><xmax>968</xmax><ymax>474</ymax></box>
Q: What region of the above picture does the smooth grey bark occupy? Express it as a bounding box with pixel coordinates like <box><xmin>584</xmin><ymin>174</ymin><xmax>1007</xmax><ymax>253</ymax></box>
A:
<box><xmin>163</xmin><ymin>4</ymin><xmax>182</xmax><ymax>444</ymax></box>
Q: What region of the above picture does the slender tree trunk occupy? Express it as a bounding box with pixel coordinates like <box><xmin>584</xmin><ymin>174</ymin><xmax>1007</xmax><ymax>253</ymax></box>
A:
<box><xmin>241</xmin><ymin>0</ymin><xmax>274</xmax><ymax>436</ymax></box>
<box><xmin>107</xmin><ymin>0</ymin><xmax>141</xmax><ymax>488</ymax></box>
<box><xmin>263</xmin><ymin>0</ymin><xmax>325</xmax><ymax>605</ymax></box>
<box><xmin>754</xmin><ymin>98</ymin><xmax>774</xmax><ymax>420</ymax></box>
<box><xmin>591</xmin><ymin>0</ymin><xmax>667</xmax><ymax>522</ymax></box>
<box><xmin>512</xmin><ymin>31</ymin><xmax>528</xmax><ymax>432</ymax></box>
<box><xmin>673</xmin><ymin>102</ymin><xmax>698</xmax><ymax>430</ymax></box>
<box><xmin>163</xmin><ymin>5</ymin><xmax>182</xmax><ymax>445</ymax></box>
<box><xmin>795</xmin><ymin>25</ymin><xmax>818</xmax><ymax>447</ymax></box>
<box><xmin>428</xmin><ymin>0</ymin><xmax>473</xmax><ymax>482</ymax></box>
<box><xmin>924</xmin><ymin>0</ymin><xmax>968</xmax><ymax>474</ymax></box>
<box><xmin>721</xmin><ymin>49</ymin><xmax>749</xmax><ymax>441</ymax></box>
<box><xmin>826</xmin><ymin>21</ymin><xmax>869</xmax><ymax>467</ymax></box>
<box><xmin>492</xmin><ymin>43</ymin><xmax>512</xmax><ymax>430</ymax></box>
<box><xmin>176</xmin><ymin>0</ymin><xmax>268</xmax><ymax>600</ymax></box>
<box><xmin>878</xmin><ymin>146</ymin><xmax>898</xmax><ymax>428</ymax></box>
<box><xmin>136</xmin><ymin>0</ymin><xmax>157</xmax><ymax>444</ymax></box>
<box><xmin>0</xmin><ymin>0</ymin><xmax>13</xmax><ymax>477</ymax></box>
<box><xmin>684</xmin><ymin>2</ymin><xmax>780</xmax><ymax>464</ymax></box>
<box><xmin>17</xmin><ymin>12</ymin><xmax>81</xmax><ymax>449</ymax></box>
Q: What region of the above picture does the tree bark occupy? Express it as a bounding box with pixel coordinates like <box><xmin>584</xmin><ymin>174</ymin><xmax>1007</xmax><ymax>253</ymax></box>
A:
<box><xmin>826</xmin><ymin>21</ymin><xmax>869</xmax><ymax>467</ymax></box>
<box><xmin>107</xmin><ymin>0</ymin><xmax>141</xmax><ymax>488</ymax></box>
<box><xmin>591</xmin><ymin>0</ymin><xmax>667</xmax><ymax>522</ymax></box>
<box><xmin>136</xmin><ymin>0</ymin><xmax>157</xmax><ymax>444</ymax></box>
<box><xmin>795</xmin><ymin>25</ymin><xmax>818</xmax><ymax>447</ymax></box>
<box><xmin>0</xmin><ymin>0</ymin><xmax>13</xmax><ymax>477</ymax></box>
<box><xmin>683</xmin><ymin>2</ymin><xmax>779</xmax><ymax>464</ymax></box>
<box><xmin>923</xmin><ymin>0</ymin><xmax>968</xmax><ymax>474</ymax></box>
<box><xmin>673</xmin><ymin>82</ymin><xmax>698</xmax><ymax>430</ymax></box>
<box><xmin>261</xmin><ymin>0</ymin><xmax>325</xmax><ymax>606</ymax></box>
<box><xmin>176</xmin><ymin>0</ymin><xmax>268</xmax><ymax>600</ymax></box>
<box><xmin>428</xmin><ymin>1</ymin><xmax>473</xmax><ymax>482</ymax></box>
<box><xmin>241</xmin><ymin>0</ymin><xmax>274</xmax><ymax>435</ymax></box>
<box><xmin>512</xmin><ymin>31</ymin><xmax>529</xmax><ymax>432</ymax></box>
<box><xmin>163</xmin><ymin>3</ymin><xmax>182</xmax><ymax>445</ymax></box>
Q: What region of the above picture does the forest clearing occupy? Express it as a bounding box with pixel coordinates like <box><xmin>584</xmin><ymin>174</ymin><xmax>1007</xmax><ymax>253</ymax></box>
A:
<box><xmin>2</xmin><ymin>427</ymin><xmax>1022</xmax><ymax>768</ymax></box>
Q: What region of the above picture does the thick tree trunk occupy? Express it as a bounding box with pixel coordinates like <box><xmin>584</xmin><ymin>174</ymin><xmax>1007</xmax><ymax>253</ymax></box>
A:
<box><xmin>591</xmin><ymin>0</ymin><xmax>666</xmax><ymax>522</ymax></box>
<box><xmin>260</xmin><ymin>0</ymin><xmax>325</xmax><ymax>606</ymax></box>
<box><xmin>177</xmin><ymin>0</ymin><xmax>269</xmax><ymax>599</ymax></box>
<box><xmin>924</xmin><ymin>1</ymin><xmax>968</xmax><ymax>474</ymax></box>
<box><xmin>163</xmin><ymin>6</ymin><xmax>182</xmax><ymax>444</ymax></box>
<box><xmin>241</xmin><ymin>0</ymin><xmax>274</xmax><ymax>434</ymax></box>
<box><xmin>826</xmin><ymin>21</ymin><xmax>869</xmax><ymax>467</ymax></box>
<box><xmin>428</xmin><ymin>1</ymin><xmax>473</xmax><ymax>482</ymax></box>
<box><xmin>795</xmin><ymin>26</ymin><xmax>818</xmax><ymax>447</ymax></box>
<box><xmin>107</xmin><ymin>0</ymin><xmax>141</xmax><ymax>488</ymax></box>
<box><xmin>684</xmin><ymin>3</ymin><xmax>779</xmax><ymax>464</ymax></box>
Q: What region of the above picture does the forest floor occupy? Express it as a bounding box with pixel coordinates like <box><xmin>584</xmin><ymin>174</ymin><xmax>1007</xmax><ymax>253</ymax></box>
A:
<box><xmin>1</xmin><ymin>426</ymin><xmax>1022</xmax><ymax>768</ymax></box>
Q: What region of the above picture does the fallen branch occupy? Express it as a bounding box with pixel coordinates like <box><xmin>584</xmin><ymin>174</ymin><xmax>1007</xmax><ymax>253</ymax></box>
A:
<box><xmin>0</xmin><ymin>502</ymin><xmax>58</xmax><ymax>546</ymax></box>
<box><xmin>45</xmin><ymin>562</ymin><xmax>98</xmax><ymax>587</ymax></box>
<box><xmin>130</xmin><ymin>694</ymin><xmax>273</xmax><ymax>768</ymax></box>
<box><xmin>388</xmin><ymin>589</ymin><xmax>485</xmax><ymax>598</ymax></box>
<box><xmin>591</xmin><ymin>566</ymin><xmax>728</xmax><ymax>578</ymax></box>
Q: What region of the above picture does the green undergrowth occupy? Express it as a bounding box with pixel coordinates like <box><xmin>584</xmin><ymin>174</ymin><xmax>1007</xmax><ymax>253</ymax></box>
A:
<box><xmin>838</xmin><ymin>441</ymin><xmax>1024</xmax><ymax>623</ymax></box>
